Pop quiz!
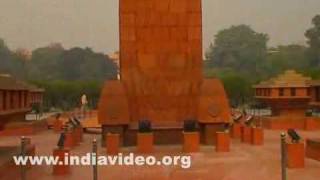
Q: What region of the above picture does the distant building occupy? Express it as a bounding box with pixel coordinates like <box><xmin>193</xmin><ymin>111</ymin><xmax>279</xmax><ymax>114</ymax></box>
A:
<box><xmin>0</xmin><ymin>74</ymin><xmax>44</xmax><ymax>129</ymax></box>
<box><xmin>254</xmin><ymin>70</ymin><xmax>320</xmax><ymax>130</ymax></box>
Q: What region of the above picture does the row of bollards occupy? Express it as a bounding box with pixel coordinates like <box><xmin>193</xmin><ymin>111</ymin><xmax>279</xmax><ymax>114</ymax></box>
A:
<box><xmin>231</xmin><ymin>123</ymin><xmax>264</xmax><ymax>145</ymax></box>
<box><xmin>103</xmin><ymin>130</ymin><xmax>231</xmax><ymax>155</ymax></box>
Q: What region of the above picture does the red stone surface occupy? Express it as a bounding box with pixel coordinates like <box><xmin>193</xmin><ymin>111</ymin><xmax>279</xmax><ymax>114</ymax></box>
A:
<box><xmin>215</xmin><ymin>132</ymin><xmax>230</xmax><ymax>152</ymax></box>
<box><xmin>183</xmin><ymin>132</ymin><xmax>199</xmax><ymax>153</ymax></box>
<box><xmin>251</xmin><ymin>127</ymin><xmax>264</xmax><ymax>145</ymax></box>
<box><xmin>286</xmin><ymin>142</ymin><xmax>305</xmax><ymax>169</ymax></box>
<box><xmin>52</xmin><ymin>149</ymin><xmax>70</xmax><ymax>176</ymax></box>
<box><xmin>137</xmin><ymin>133</ymin><xmax>153</xmax><ymax>153</ymax></box>
<box><xmin>106</xmin><ymin>133</ymin><xmax>120</xmax><ymax>155</ymax></box>
<box><xmin>241</xmin><ymin>126</ymin><xmax>252</xmax><ymax>143</ymax></box>
<box><xmin>1</xmin><ymin>130</ymin><xmax>320</xmax><ymax>179</ymax></box>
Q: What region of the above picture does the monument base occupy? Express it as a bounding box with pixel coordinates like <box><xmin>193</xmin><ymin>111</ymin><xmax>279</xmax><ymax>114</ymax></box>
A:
<box><xmin>102</xmin><ymin>123</ymin><xmax>227</xmax><ymax>146</ymax></box>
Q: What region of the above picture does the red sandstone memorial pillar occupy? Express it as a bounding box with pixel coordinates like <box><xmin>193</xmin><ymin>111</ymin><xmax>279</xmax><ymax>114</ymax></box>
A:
<box><xmin>241</xmin><ymin>126</ymin><xmax>252</xmax><ymax>143</ymax></box>
<box><xmin>98</xmin><ymin>0</ymin><xmax>232</xmax><ymax>146</ymax></box>
<box><xmin>251</xmin><ymin>127</ymin><xmax>264</xmax><ymax>145</ymax></box>
<box><xmin>137</xmin><ymin>133</ymin><xmax>153</xmax><ymax>153</ymax></box>
<box><xmin>52</xmin><ymin>149</ymin><xmax>70</xmax><ymax>175</ymax></box>
<box><xmin>106</xmin><ymin>133</ymin><xmax>120</xmax><ymax>155</ymax></box>
<box><xmin>183</xmin><ymin>132</ymin><xmax>200</xmax><ymax>153</ymax></box>
<box><xmin>215</xmin><ymin>132</ymin><xmax>230</xmax><ymax>152</ymax></box>
<box><xmin>286</xmin><ymin>142</ymin><xmax>305</xmax><ymax>168</ymax></box>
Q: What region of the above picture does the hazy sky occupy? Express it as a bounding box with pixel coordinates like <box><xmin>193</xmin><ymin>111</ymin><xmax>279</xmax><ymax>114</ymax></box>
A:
<box><xmin>0</xmin><ymin>0</ymin><xmax>319</xmax><ymax>54</ymax></box>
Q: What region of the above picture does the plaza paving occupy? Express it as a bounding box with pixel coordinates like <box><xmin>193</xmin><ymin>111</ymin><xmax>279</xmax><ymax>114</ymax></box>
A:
<box><xmin>0</xmin><ymin>129</ymin><xmax>319</xmax><ymax>180</ymax></box>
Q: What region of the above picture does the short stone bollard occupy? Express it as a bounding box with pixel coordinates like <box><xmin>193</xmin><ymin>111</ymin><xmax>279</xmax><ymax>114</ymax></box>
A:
<box><xmin>53</xmin><ymin>131</ymin><xmax>71</xmax><ymax>176</ymax></box>
<box><xmin>52</xmin><ymin>148</ymin><xmax>71</xmax><ymax>175</ymax></box>
<box><xmin>231</xmin><ymin>123</ymin><xmax>242</xmax><ymax>139</ymax></box>
<box><xmin>183</xmin><ymin>131</ymin><xmax>200</xmax><ymax>153</ymax></box>
<box><xmin>137</xmin><ymin>132</ymin><xmax>154</xmax><ymax>153</ymax></box>
<box><xmin>53</xmin><ymin>119</ymin><xmax>63</xmax><ymax>132</ymax></box>
<box><xmin>241</xmin><ymin>126</ymin><xmax>252</xmax><ymax>143</ymax></box>
<box><xmin>251</xmin><ymin>127</ymin><xmax>264</xmax><ymax>145</ymax></box>
<box><xmin>215</xmin><ymin>131</ymin><xmax>230</xmax><ymax>152</ymax></box>
<box><xmin>286</xmin><ymin>142</ymin><xmax>305</xmax><ymax>168</ymax></box>
<box><xmin>106</xmin><ymin>133</ymin><xmax>120</xmax><ymax>155</ymax></box>
<box><xmin>64</xmin><ymin>126</ymin><xmax>75</xmax><ymax>149</ymax></box>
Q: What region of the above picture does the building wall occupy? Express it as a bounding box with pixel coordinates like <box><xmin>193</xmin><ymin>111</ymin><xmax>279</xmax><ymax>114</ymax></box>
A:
<box><xmin>0</xmin><ymin>90</ymin><xmax>43</xmax><ymax>113</ymax></box>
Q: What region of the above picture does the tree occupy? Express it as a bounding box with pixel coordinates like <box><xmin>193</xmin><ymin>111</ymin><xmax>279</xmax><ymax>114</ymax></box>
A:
<box><xmin>27</xmin><ymin>45</ymin><xmax>118</xmax><ymax>81</ymax></box>
<box><xmin>220</xmin><ymin>72</ymin><xmax>253</xmax><ymax>107</ymax></box>
<box><xmin>27</xmin><ymin>44</ymin><xmax>64</xmax><ymax>80</ymax></box>
<box><xmin>305</xmin><ymin>15</ymin><xmax>320</xmax><ymax>66</ymax></box>
<box><xmin>265</xmin><ymin>45</ymin><xmax>308</xmax><ymax>76</ymax></box>
<box><xmin>0</xmin><ymin>39</ymin><xmax>14</xmax><ymax>73</ymax></box>
<box><xmin>205</xmin><ymin>25</ymin><xmax>269</xmax><ymax>77</ymax></box>
<box><xmin>60</xmin><ymin>47</ymin><xmax>117</xmax><ymax>81</ymax></box>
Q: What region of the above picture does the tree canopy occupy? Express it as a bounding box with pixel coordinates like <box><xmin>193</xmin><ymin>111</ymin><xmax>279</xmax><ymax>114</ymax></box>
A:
<box><xmin>0</xmin><ymin>40</ymin><xmax>118</xmax><ymax>110</ymax></box>
<box><xmin>204</xmin><ymin>15</ymin><xmax>320</xmax><ymax>105</ymax></box>
<box><xmin>305</xmin><ymin>15</ymin><xmax>320</xmax><ymax>67</ymax></box>
<box><xmin>205</xmin><ymin>25</ymin><xmax>269</xmax><ymax>77</ymax></box>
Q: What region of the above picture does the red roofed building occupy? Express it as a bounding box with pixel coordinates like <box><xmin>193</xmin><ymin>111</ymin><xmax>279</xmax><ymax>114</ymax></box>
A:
<box><xmin>254</xmin><ymin>70</ymin><xmax>320</xmax><ymax>130</ymax></box>
<box><xmin>0</xmin><ymin>74</ymin><xmax>44</xmax><ymax>131</ymax></box>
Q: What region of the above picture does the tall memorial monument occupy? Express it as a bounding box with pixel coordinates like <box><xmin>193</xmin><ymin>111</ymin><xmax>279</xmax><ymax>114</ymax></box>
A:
<box><xmin>99</xmin><ymin>0</ymin><xmax>231</xmax><ymax>145</ymax></box>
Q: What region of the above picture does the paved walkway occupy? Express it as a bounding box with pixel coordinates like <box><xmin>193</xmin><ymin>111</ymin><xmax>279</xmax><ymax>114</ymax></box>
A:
<box><xmin>0</xmin><ymin>130</ymin><xmax>319</xmax><ymax>180</ymax></box>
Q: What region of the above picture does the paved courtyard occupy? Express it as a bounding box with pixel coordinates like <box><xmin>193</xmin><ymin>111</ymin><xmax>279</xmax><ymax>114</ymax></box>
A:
<box><xmin>0</xmin><ymin>129</ymin><xmax>319</xmax><ymax>180</ymax></box>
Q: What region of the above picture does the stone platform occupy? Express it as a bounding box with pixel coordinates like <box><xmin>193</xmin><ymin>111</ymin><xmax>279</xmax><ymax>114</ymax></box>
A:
<box><xmin>1</xmin><ymin>129</ymin><xmax>320</xmax><ymax>179</ymax></box>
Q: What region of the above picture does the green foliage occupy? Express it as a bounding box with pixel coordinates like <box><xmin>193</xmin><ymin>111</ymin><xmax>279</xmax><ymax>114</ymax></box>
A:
<box><xmin>28</xmin><ymin>45</ymin><xmax>118</xmax><ymax>81</ymax></box>
<box><xmin>204</xmin><ymin>22</ymin><xmax>315</xmax><ymax>106</ymax></box>
<box><xmin>214</xmin><ymin>70</ymin><xmax>253</xmax><ymax>107</ymax></box>
<box><xmin>0</xmin><ymin>38</ymin><xmax>23</xmax><ymax>77</ymax></box>
<box><xmin>31</xmin><ymin>80</ymin><xmax>102</xmax><ymax>111</ymax></box>
<box><xmin>0</xmin><ymin>41</ymin><xmax>117</xmax><ymax>111</ymax></box>
<box><xmin>205</xmin><ymin>25</ymin><xmax>269</xmax><ymax>78</ymax></box>
<box><xmin>265</xmin><ymin>45</ymin><xmax>308</xmax><ymax>76</ymax></box>
<box><xmin>305</xmin><ymin>14</ymin><xmax>320</xmax><ymax>67</ymax></box>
